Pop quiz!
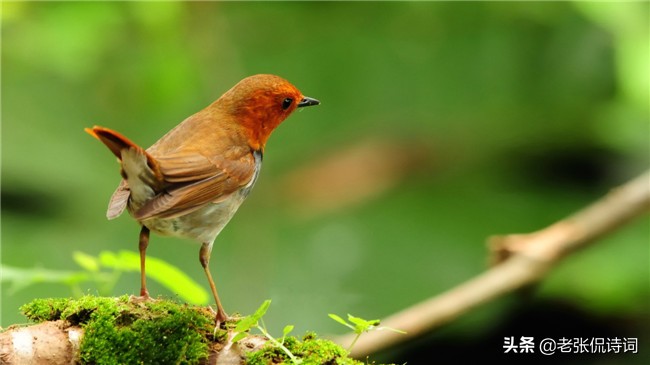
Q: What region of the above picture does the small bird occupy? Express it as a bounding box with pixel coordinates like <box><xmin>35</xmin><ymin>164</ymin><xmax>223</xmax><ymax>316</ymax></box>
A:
<box><xmin>86</xmin><ymin>74</ymin><xmax>319</xmax><ymax>324</ymax></box>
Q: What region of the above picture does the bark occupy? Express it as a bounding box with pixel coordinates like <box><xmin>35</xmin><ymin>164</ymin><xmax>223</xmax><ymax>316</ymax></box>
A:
<box><xmin>0</xmin><ymin>321</ymin><xmax>268</xmax><ymax>365</ymax></box>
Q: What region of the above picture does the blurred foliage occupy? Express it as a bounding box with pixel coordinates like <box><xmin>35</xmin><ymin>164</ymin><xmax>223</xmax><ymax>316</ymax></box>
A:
<box><xmin>1</xmin><ymin>2</ymin><xmax>648</xmax><ymax>363</ymax></box>
<box><xmin>1</xmin><ymin>250</ymin><xmax>208</xmax><ymax>304</ymax></box>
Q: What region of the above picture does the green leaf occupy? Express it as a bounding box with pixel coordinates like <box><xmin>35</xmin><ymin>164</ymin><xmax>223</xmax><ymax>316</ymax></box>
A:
<box><xmin>72</xmin><ymin>251</ymin><xmax>100</xmax><ymax>272</ymax></box>
<box><xmin>347</xmin><ymin>314</ymin><xmax>380</xmax><ymax>334</ymax></box>
<box><xmin>234</xmin><ymin>316</ymin><xmax>256</xmax><ymax>333</ymax></box>
<box><xmin>251</xmin><ymin>299</ymin><xmax>271</xmax><ymax>322</ymax></box>
<box><xmin>98</xmin><ymin>251</ymin><xmax>123</xmax><ymax>270</ymax></box>
<box><xmin>0</xmin><ymin>265</ymin><xmax>93</xmax><ymax>294</ymax></box>
<box><xmin>231</xmin><ymin>332</ymin><xmax>248</xmax><ymax>344</ymax></box>
<box><xmin>282</xmin><ymin>325</ymin><xmax>294</xmax><ymax>337</ymax></box>
<box><xmin>233</xmin><ymin>300</ymin><xmax>274</xmax><ymax>344</ymax></box>
<box><xmin>328</xmin><ymin>313</ymin><xmax>355</xmax><ymax>330</ymax></box>
<box><xmin>328</xmin><ymin>313</ymin><xmax>348</xmax><ymax>326</ymax></box>
<box><xmin>348</xmin><ymin>314</ymin><xmax>371</xmax><ymax>327</ymax></box>
<box><xmin>98</xmin><ymin>250</ymin><xmax>209</xmax><ymax>305</ymax></box>
<box><xmin>135</xmin><ymin>251</ymin><xmax>209</xmax><ymax>305</ymax></box>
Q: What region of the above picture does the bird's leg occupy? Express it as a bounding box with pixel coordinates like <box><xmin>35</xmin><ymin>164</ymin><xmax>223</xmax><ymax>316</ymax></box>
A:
<box><xmin>200</xmin><ymin>242</ymin><xmax>228</xmax><ymax>325</ymax></box>
<box><xmin>138</xmin><ymin>226</ymin><xmax>151</xmax><ymax>299</ymax></box>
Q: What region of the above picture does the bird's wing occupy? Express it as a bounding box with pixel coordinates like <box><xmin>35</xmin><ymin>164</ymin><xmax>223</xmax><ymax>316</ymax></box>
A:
<box><xmin>134</xmin><ymin>148</ymin><xmax>256</xmax><ymax>220</ymax></box>
<box><xmin>107</xmin><ymin>180</ymin><xmax>130</xmax><ymax>220</ymax></box>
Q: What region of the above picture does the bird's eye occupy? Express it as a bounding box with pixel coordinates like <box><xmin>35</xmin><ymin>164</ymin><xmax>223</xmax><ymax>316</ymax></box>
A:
<box><xmin>282</xmin><ymin>97</ymin><xmax>293</xmax><ymax>110</ymax></box>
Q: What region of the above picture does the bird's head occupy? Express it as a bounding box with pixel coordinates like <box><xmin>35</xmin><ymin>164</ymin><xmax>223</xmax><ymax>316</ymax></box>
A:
<box><xmin>217</xmin><ymin>74</ymin><xmax>320</xmax><ymax>151</ymax></box>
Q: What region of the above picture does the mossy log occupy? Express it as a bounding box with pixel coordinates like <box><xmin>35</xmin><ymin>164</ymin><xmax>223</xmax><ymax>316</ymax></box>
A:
<box><xmin>0</xmin><ymin>296</ymin><xmax>363</xmax><ymax>365</ymax></box>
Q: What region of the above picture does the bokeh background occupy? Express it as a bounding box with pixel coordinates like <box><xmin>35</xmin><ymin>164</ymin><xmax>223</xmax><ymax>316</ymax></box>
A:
<box><xmin>2</xmin><ymin>2</ymin><xmax>648</xmax><ymax>364</ymax></box>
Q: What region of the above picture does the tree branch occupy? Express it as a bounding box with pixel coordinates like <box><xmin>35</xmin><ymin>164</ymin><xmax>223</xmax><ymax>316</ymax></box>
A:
<box><xmin>335</xmin><ymin>170</ymin><xmax>650</xmax><ymax>358</ymax></box>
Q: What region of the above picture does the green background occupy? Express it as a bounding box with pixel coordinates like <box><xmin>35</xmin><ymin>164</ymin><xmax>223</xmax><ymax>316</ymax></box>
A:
<box><xmin>2</xmin><ymin>2</ymin><xmax>648</xmax><ymax>363</ymax></box>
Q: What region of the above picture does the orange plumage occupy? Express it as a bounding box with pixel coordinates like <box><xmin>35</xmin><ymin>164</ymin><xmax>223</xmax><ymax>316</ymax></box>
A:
<box><xmin>86</xmin><ymin>74</ymin><xmax>319</xmax><ymax>323</ymax></box>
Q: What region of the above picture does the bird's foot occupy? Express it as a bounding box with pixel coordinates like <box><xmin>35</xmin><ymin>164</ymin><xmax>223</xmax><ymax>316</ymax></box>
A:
<box><xmin>206</xmin><ymin>305</ymin><xmax>231</xmax><ymax>329</ymax></box>
<box><xmin>128</xmin><ymin>294</ymin><xmax>156</xmax><ymax>304</ymax></box>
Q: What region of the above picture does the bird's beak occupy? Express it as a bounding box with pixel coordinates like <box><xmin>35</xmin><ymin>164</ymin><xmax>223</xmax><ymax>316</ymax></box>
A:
<box><xmin>297</xmin><ymin>96</ymin><xmax>320</xmax><ymax>108</ymax></box>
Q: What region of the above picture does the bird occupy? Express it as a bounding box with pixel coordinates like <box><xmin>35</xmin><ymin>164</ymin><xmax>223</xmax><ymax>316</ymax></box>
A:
<box><xmin>85</xmin><ymin>74</ymin><xmax>319</xmax><ymax>324</ymax></box>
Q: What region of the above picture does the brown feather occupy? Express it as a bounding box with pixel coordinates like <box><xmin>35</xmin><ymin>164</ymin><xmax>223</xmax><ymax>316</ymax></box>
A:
<box><xmin>155</xmin><ymin>150</ymin><xmax>226</xmax><ymax>183</ymax></box>
<box><xmin>134</xmin><ymin>150</ymin><xmax>256</xmax><ymax>220</ymax></box>
<box><xmin>107</xmin><ymin>180</ymin><xmax>129</xmax><ymax>219</ymax></box>
<box><xmin>86</xmin><ymin>126</ymin><xmax>163</xmax><ymax>182</ymax></box>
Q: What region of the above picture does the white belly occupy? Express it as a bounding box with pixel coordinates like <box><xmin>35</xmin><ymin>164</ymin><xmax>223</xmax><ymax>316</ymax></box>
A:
<box><xmin>141</xmin><ymin>191</ymin><xmax>247</xmax><ymax>243</ymax></box>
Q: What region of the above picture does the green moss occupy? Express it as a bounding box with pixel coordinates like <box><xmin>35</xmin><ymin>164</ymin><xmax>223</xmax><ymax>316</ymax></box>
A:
<box><xmin>20</xmin><ymin>297</ymin><xmax>73</xmax><ymax>322</ymax></box>
<box><xmin>247</xmin><ymin>332</ymin><xmax>364</xmax><ymax>365</ymax></box>
<box><xmin>20</xmin><ymin>297</ymin><xmax>386</xmax><ymax>365</ymax></box>
<box><xmin>20</xmin><ymin>296</ymin><xmax>218</xmax><ymax>365</ymax></box>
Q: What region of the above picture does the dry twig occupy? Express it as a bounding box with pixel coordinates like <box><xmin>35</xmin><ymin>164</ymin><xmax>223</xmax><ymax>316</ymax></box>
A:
<box><xmin>336</xmin><ymin>170</ymin><xmax>650</xmax><ymax>358</ymax></box>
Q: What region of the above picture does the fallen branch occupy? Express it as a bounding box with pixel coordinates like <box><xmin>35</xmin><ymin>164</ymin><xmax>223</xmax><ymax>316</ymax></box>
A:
<box><xmin>0</xmin><ymin>320</ymin><xmax>267</xmax><ymax>365</ymax></box>
<box><xmin>335</xmin><ymin>170</ymin><xmax>650</xmax><ymax>358</ymax></box>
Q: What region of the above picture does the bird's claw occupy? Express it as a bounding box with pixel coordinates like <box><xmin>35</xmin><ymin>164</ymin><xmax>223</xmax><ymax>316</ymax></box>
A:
<box><xmin>206</xmin><ymin>305</ymin><xmax>230</xmax><ymax>329</ymax></box>
<box><xmin>128</xmin><ymin>294</ymin><xmax>156</xmax><ymax>304</ymax></box>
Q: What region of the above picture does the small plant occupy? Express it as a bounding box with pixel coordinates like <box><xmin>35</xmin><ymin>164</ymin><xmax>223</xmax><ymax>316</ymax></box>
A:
<box><xmin>232</xmin><ymin>300</ymin><xmax>302</xmax><ymax>364</ymax></box>
<box><xmin>329</xmin><ymin>313</ymin><xmax>406</xmax><ymax>352</ymax></box>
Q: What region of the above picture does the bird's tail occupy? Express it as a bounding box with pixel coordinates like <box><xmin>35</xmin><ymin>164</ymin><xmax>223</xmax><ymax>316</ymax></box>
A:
<box><xmin>85</xmin><ymin>126</ymin><xmax>161</xmax><ymax>178</ymax></box>
<box><xmin>86</xmin><ymin>126</ymin><xmax>165</xmax><ymax>219</ymax></box>
<box><xmin>86</xmin><ymin>126</ymin><xmax>145</xmax><ymax>160</ymax></box>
